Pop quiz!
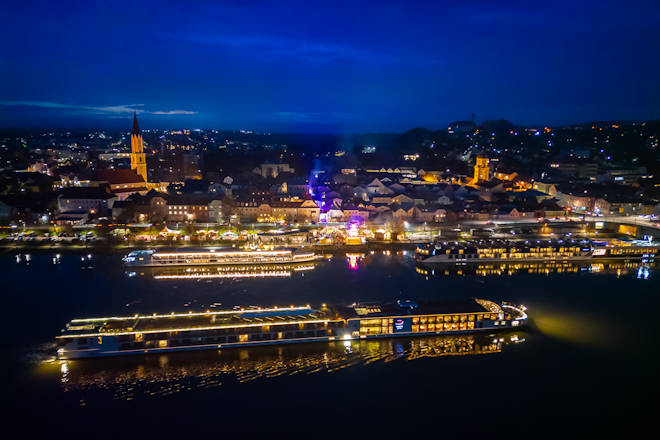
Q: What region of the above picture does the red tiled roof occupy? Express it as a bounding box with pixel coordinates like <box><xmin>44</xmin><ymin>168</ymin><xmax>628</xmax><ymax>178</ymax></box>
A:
<box><xmin>94</xmin><ymin>169</ymin><xmax>146</xmax><ymax>184</ymax></box>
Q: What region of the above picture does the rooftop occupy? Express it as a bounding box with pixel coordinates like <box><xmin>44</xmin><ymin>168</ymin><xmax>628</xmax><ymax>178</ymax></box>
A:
<box><xmin>59</xmin><ymin>306</ymin><xmax>337</xmax><ymax>338</ymax></box>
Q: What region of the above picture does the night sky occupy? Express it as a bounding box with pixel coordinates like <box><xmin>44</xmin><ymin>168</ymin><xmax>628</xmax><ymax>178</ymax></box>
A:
<box><xmin>1</xmin><ymin>0</ymin><xmax>659</xmax><ymax>132</ymax></box>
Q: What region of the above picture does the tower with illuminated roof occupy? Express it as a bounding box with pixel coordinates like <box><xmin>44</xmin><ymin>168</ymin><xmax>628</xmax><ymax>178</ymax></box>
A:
<box><xmin>130</xmin><ymin>112</ymin><xmax>147</xmax><ymax>182</ymax></box>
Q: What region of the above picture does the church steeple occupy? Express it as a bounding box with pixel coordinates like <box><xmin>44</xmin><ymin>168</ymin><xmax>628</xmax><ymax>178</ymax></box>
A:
<box><xmin>130</xmin><ymin>112</ymin><xmax>147</xmax><ymax>183</ymax></box>
<box><xmin>132</xmin><ymin>111</ymin><xmax>140</xmax><ymax>135</ymax></box>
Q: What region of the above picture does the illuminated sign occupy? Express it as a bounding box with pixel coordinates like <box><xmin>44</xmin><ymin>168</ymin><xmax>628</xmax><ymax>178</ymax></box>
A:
<box><xmin>393</xmin><ymin>318</ymin><xmax>411</xmax><ymax>332</ymax></box>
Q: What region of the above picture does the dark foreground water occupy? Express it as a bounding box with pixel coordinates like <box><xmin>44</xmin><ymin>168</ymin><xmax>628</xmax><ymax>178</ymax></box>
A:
<box><xmin>5</xmin><ymin>250</ymin><xmax>660</xmax><ymax>435</ymax></box>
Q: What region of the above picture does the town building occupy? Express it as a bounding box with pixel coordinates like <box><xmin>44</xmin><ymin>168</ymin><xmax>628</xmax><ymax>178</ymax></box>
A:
<box><xmin>57</xmin><ymin>185</ymin><xmax>117</xmax><ymax>215</ymax></box>
<box><xmin>93</xmin><ymin>169</ymin><xmax>148</xmax><ymax>200</ymax></box>
<box><xmin>165</xmin><ymin>194</ymin><xmax>213</xmax><ymax>222</ymax></box>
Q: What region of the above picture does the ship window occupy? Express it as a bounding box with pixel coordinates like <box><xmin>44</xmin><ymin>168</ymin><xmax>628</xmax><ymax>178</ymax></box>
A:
<box><xmin>239</xmin><ymin>334</ymin><xmax>248</xmax><ymax>342</ymax></box>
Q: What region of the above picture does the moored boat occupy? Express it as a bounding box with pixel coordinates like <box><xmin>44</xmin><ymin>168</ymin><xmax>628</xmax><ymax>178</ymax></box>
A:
<box><xmin>416</xmin><ymin>239</ymin><xmax>657</xmax><ymax>264</ymax></box>
<box><xmin>122</xmin><ymin>247</ymin><xmax>321</xmax><ymax>267</ymax></box>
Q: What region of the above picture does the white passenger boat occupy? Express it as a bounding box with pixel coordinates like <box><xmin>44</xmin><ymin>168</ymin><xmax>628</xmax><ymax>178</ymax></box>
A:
<box><xmin>122</xmin><ymin>248</ymin><xmax>320</xmax><ymax>267</ymax></box>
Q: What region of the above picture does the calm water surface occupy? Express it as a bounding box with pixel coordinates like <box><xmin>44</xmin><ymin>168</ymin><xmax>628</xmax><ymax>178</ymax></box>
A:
<box><xmin>5</xmin><ymin>250</ymin><xmax>659</xmax><ymax>435</ymax></box>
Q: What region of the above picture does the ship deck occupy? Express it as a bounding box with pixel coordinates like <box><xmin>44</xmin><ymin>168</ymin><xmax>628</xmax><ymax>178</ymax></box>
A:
<box><xmin>59</xmin><ymin>307</ymin><xmax>338</xmax><ymax>338</ymax></box>
<box><xmin>337</xmin><ymin>299</ymin><xmax>498</xmax><ymax>320</ymax></box>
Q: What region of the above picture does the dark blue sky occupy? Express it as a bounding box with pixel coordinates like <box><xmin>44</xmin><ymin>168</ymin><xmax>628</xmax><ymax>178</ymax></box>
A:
<box><xmin>1</xmin><ymin>0</ymin><xmax>659</xmax><ymax>132</ymax></box>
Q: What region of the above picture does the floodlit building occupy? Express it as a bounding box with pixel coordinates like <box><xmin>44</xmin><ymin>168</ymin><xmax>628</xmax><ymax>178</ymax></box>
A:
<box><xmin>472</xmin><ymin>155</ymin><xmax>490</xmax><ymax>184</ymax></box>
<box><xmin>130</xmin><ymin>112</ymin><xmax>148</xmax><ymax>183</ymax></box>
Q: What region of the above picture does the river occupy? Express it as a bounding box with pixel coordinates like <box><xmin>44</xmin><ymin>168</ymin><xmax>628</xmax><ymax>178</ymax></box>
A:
<box><xmin>5</xmin><ymin>250</ymin><xmax>659</xmax><ymax>435</ymax></box>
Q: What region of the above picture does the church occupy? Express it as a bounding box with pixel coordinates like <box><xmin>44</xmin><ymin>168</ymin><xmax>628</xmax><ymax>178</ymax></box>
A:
<box><xmin>92</xmin><ymin>113</ymin><xmax>166</xmax><ymax>199</ymax></box>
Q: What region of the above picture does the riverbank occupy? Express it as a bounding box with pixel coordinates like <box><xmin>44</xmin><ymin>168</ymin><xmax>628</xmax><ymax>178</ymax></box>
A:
<box><xmin>0</xmin><ymin>240</ymin><xmax>419</xmax><ymax>255</ymax></box>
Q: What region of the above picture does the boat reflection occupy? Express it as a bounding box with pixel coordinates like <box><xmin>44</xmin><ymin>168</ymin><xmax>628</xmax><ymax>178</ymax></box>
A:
<box><xmin>346</xmin><ymin>253</ymin><xmax>365</xmax><ymax>270</ymax></box>
<box><xmin>417</xmin><ymin>261</ymin><xmax>656</xmax><ymax>278</ymax></box>
<box><xmin>51</xmin><ymin>332</ymin><xmax>525</xmax><ymax>400</ymax></box>
<box><xmin>128</xmin><ymin>263</ymin><xmax>318</xmax><ymax>280</ymax></box>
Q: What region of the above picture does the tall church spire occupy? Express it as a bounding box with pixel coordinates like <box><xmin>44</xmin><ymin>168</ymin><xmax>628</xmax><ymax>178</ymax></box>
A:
<box><xmin>132</xmin><ymin>111</ymin><xmax>140</xmax><ymax>135</ymax></box>
<box><xmin>130</xmin><ymin>112</ymin><xmax>147</xmax><ymax>183</ymax></box>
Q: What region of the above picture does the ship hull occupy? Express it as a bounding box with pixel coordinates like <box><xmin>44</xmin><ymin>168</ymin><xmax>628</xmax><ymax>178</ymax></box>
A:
<box><xmin>124</xmin><ymin>254</ymin><xmax>321</xmax><ymax>267</ymax></box>
<box><xmin>58</xmin><ymin>325</ymin><xmax>524</xmax><ymax>359</ymax></box>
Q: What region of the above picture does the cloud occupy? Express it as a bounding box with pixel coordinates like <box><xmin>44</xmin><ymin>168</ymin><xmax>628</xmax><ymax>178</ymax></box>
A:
<box><xmin>151</xmin><ymin>110</ymin><xmax>197</xmax><ymax>115</ymax></box>
<box><xmin>0</xmin><ymin>100</ymin><xmax>197</xmax><ymax>115</ymax></box>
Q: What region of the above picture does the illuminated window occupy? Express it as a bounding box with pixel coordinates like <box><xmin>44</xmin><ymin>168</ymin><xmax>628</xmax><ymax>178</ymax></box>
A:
<box><xmin>239</xmin><ymin>334</ymin><xmax>248</xmax><ymax>342</ymax></box>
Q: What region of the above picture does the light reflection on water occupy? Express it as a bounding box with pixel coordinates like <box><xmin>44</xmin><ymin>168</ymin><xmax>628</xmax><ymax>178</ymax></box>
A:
<box><xmin>39</xmin><ymin>332</ymin><xmax>525</xmax><ymax>402</ymax></box>
<box><xmin>133</xmin><ymin>262</ymin><xmax>320</xmax><ymax>280</ymax></box>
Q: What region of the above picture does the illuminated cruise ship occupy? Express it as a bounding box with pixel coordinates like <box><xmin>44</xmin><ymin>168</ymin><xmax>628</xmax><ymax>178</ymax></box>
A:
<box><xmin>122</xmin><ymin>248</ymin><xmax>320</xmax><ymax>267</ymax></box>
<box><xmin>416</xmin><ymin>239</ymin><xmax>657</xmax><ymax>264</ymax></box>
<box><xmin>56</xmin><ymin>299</ymin><xmax>528</xmax><ymax>359</ymax></box>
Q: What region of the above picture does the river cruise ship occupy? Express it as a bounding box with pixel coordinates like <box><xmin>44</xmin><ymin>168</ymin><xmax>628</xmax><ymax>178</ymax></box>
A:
<box><xmin>122</xmin><ymin>248</ymin><xmax>320</xmax><ymax>267</ymax></box>
<box><xmin>56</xmin><ymin>299</ymin><xmax>527</xmax><ymax>359</ymax></box>
<box><xmin>416</xmin><ymin>239</ymin><xmax>657</xmax><ymax>264</ymax></box>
